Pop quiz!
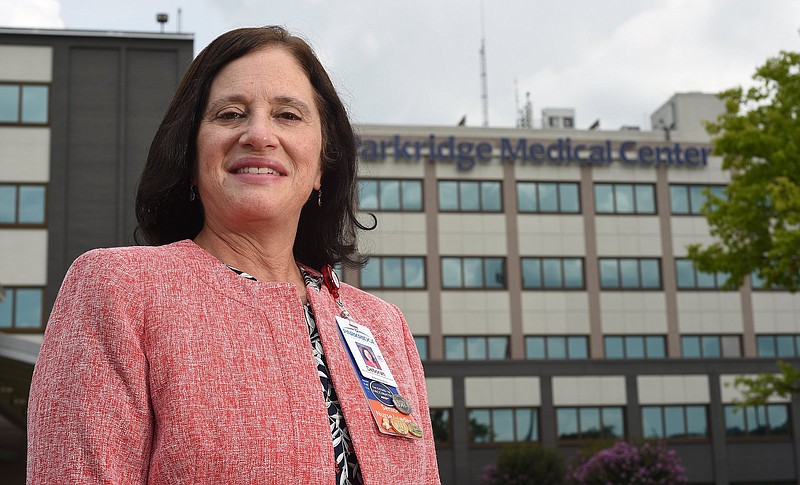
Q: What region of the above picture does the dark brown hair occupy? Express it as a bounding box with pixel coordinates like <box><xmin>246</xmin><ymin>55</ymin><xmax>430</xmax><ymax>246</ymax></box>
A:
<box><xmin>135</xmin><ymin>26</ymin><xmax>370</xmax><ymax>269</ymax></box>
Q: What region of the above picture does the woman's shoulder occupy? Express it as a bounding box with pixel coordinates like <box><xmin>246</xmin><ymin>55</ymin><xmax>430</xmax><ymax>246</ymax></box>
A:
<box><xmin>69</xmin><ymin>240</ymin><xmax>203</xmax><ymax>278</ymax></box>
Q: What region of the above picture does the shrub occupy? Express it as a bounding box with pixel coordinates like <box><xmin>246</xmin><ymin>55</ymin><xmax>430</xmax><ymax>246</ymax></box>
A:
<box><xmin>565</xmin><ymin>441</ymin><xmax>688</xmax><ymax>484</ymax></box>
<box><xmin>480</xmin><ymin>442</ymin><xmax>566</xmax><ymax>485</ymax></box>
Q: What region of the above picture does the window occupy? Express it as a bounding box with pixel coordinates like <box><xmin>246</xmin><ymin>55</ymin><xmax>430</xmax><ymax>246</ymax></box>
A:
<box><xmin>441</xmin><ymin>257</ymin><xmax>505</xmax><ymax>289</ymax></box>
<box><xmin>414</xmin><ymin>336</ymin><xmax>428</xmax><ymax>360</ymax></box>
<box><xmin>756</xmin><ymin>335</ymin><xmax>800</xmax><ymax>358</ymax></box>
<box><xmin>358</xmin><ymin>179</ymin><xmax>423</xmax><ymax>211</ymax></box>
<box><xmin>517</xmin><ymin>182</ymin><xmax>580</xmax><ymax>213</ymax></box>
<box><xmin>444</xmin><ymin>336</ymin><xmax>509</xmax><ymax>360</ymax></box>
<box><xmin>604</xmin><ymin>335</ymin><xmax>666</xmax><ymax>359</ymax></box>
<box><xmin>525</xmin><ymin>336</ymin><xmax>588</xmax><ymax>359</ymax></box>
<box><xmin>642</xmin><ymin>405</ymin><xmax>708</xmax><ymax>439</ymax></box>
<box><xmin>557</xmin><ymin>406</ymin><xmax>624</xmax><ymax>441</ymax></box>
<box><xmin>725</xmin><ymin>404</ymin><xmax>790</xmax><ymax>438</ymax></box>
<box><xmin>0</xmin><ymin>184</ymin><xmax>46</xmax><ymax>225</ymax></box>
<box><xmin>594</xmin><ymin>183</ymin><xmax>655</xmax><ymax>214</ymax></box>
<box><xmin>0</xmin><ymin>287</ymin><xmax>44</xmax><ymax>329</ymax></box>
<box><xmin>599</xmin><ymin>258</ymin><xmax>661</xmax><ymax>289</ymax></box>
<box><xmin>431</xmin><ymin>408</ymin><xmax>451</xmax><ymax>446</ymax></box>
<box><xmin>563</xmin><ymin>117</ymin><xmax>574</xmax><ymax>128</ymax></box>
<box><xmin>675</xmin><ymin>258</ymin><xmax>732</xmax><ymax>289</ymax></box>
<box><xmin>681</xmin><ymin>335</ymin><xmax>741</xmax><ymax>358</ymax></box>
<box><xmin>438</xmin><ymin>180</ymin><xmax>501</xmax><ymax>212</ymax></box>
<box><xmin>751</xmin><ymin>271</ymin><xmax>787</xmax><ymax>290</ymax></box>
<box><xmin>0</xmin><ymin>83</ymin><xmax>49</xmax><ymax>124</ymax></box>
<box><xmin>670</xmin><ymin>184</ymin><xmax>726</xmax><ymax>215</ymax></box>
<box><xmin>521</xmin><ymin>257</ymin><xmax>584</xmax><ymax>289</ymax></box>
<box><xmin>468</xmin><ymin>407</ymin><xmax>538</xmax><ymax>444</ymax></box>
<box><xmin>360</xmin><ymin>256</ymin><xmax>425</xmax><ymax>289</ymax></box>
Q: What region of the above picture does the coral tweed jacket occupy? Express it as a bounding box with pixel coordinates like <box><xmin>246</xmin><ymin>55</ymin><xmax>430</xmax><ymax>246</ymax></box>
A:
<box><xmin>27</xmin><ymin>240</ymin><xmax>440</xmax><ymax>484</ymax></box>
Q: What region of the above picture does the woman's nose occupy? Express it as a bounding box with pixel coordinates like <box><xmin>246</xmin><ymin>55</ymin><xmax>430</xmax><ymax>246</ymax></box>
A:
<box><xmin>239</xmin><ymin>115</ymin><xmax>277</xmax><ymax>150</ymax></box>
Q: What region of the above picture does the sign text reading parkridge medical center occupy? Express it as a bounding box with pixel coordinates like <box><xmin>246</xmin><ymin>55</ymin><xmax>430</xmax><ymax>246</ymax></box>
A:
<box><xmin>359</xmin><ymin>135</ymin><xmax>712</xmax><ymax>171</ymax></box>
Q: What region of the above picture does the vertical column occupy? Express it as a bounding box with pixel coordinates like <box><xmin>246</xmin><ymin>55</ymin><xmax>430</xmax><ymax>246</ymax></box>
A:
<box><xmin>580</xmin><ymin>165</ymin><xmax>603</xmax><ymax>357</ymax></box>
<box><xmin>450</xmin><ymin>376</ymin><xmax>469</xmax><ymax>485</ymax></box>
<box><xmin>539</xmin><ymin>375</ymin><xmax>556</xmax><ymax>447</ymax></box>
<box><xmin>625</xmin><ymin>374</ymin><xmax>642</xmax><ymax>440</ymax></box>
<box><xmin>425</xmin><ymin>160</ymin><xmax>444</xmax><ymax>360</ymax></box>
<box><xmin>739</xmin><ymin>279</ymin><xmax>756</xmax><ymax>357</ymax></box>
<box><xmin>655</xmin><ymin>164</ymin><xmax>681</xmax><ymax>357</ymax></box>
<box><xmin>708</xmin><ymin>372</ymin><xmax>730</xmax><ymax>485</ymax></box>
<box><xmin>503</xmin><ymin>161</ymin><xmax>524</xmax><ymax>359</ymax></box>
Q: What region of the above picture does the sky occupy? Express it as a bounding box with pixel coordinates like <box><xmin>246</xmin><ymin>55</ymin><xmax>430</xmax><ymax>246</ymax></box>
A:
<box><xmin>3</xmin><ymin>0</ymin><xmax>800</xmax><ymax>130</ymax></box>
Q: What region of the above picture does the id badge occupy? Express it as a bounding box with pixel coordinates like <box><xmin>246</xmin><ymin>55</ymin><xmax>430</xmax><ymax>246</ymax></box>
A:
<box><xmin>335</xmin><ymin>316</ymin><xmax>423</xmax><ymax>439</ymax></box>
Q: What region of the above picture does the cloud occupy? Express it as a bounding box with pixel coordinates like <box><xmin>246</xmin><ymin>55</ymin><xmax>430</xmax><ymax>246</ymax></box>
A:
<box><xmin>0</xmin><ymin>0</ymin><xmax>64</xmax><ymax>28</ymax></box>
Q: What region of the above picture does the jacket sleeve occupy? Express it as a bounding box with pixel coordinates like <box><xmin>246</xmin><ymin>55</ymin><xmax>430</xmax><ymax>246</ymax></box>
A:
<box><xmin>394</xmin><ymin>303</ymin><xmax>442</xmax><ymax>485</ymax></box>
<box><xmin>27</xmin><ymin>250</ymin><xmax>152</xmax><ymax>484</ymax></box>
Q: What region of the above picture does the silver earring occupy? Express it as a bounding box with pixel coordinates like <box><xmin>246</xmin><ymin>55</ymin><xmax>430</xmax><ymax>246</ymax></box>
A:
<box><xmin>189</xmin><ymin>185</ymin><xmax>197</xmax><ymax>202</ymax></box>
<box><xmin>317</xmin><ymin>187</ymin><xmax>322</xmax><ymax>207</ymax></box>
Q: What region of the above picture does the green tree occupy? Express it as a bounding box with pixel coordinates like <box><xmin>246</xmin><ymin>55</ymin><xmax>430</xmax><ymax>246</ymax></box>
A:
<box><xmin>730</xmin><ymin>360</ymin><xmax>800</xmax><ymax>406</ymax></box>
<box><xmin>687</xmin><ymin>50</ymin><xmax>800</xmax><ymax>292</ymax></box>
<box><xmin>480</xmin><ymin>442</ymin><xmax>566</xmax><ymax>485</ymax></box>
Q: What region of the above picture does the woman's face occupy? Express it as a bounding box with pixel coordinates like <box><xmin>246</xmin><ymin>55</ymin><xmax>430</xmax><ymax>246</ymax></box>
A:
<box><xmin>195</xmin><ymin>46</ymin><xmax>323</xmax><ymax>234</ymax></box>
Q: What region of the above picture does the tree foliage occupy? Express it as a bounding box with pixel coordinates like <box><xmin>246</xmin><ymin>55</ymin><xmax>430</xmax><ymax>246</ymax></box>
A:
<box><xmin>687</xmin><ymin>50</ymin><xmax>800</xmax><ymax>292</ymax></box>
<box><xmin>730</xmin><ymin>360</ymin><xmax>800</xmax><ymax>407</ymax></box>
<box><xmin>480</xmin><ymin>442</ymin><xmax>566</xmax><ymax>485</ymax></box>
<box><xmin>565</xmin><ymin>441</ymin><xmax>688</xmax><ymax>485</ymax></box>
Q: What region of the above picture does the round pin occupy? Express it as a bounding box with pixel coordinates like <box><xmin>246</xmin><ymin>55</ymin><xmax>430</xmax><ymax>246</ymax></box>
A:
<box><xmin>392</xmin><ymin>394</ymin><xmax>413</xmax><ymax>415</ymax></box>
<box><xmin>407</xmin><ymin>421</ymin><xmax>423</xmax><ymax>438</ymax></box>
<box><xmin>390</xmin><ymin>416</ymin><xmax>409</xmax><ymax>435</ymax></box>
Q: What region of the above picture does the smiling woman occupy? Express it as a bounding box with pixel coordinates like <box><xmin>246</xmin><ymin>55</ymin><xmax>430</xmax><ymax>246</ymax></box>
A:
<box><xmin>27</xmin><ymin>26</ymin><xmax>440</xmax><ymax>485</ymax></box>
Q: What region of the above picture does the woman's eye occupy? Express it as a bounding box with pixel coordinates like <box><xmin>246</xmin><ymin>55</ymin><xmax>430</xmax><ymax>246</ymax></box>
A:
<box><xmin>217</xmin><ymin>110</ymin><xmax>244</xmax><ymax>120</ymax></box>
<box><xmin>277</xmin><ymin>111</ymin><xmax>302</xmax><ymax>121</ymax></box>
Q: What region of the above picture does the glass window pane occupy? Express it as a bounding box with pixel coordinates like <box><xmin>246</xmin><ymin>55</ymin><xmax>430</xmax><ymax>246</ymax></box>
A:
<box><xmin>776</xmin><ymin>335</ymin><xmax>795</xmax><ymax>357</ymax></box>
<box><xmin>542</xmin><ymin>259</ymin><xmax>563</xmax><ymax>288</ymax></box>
<box><xmin>559</xmin><ymin>183</ymin><xmax>580</xmax><ymax>213</ymax></box>
<box><xmin>670</xmin><ymin>185</ymin><xmax>690</xmax><ymax>214</ymax></box>
<box><xmin>696</xmin><ymin>270</ymin><xmax>716</xmax><ymax>289</ymax></box>
<box><xmin>557</xmin><ymin>408</ymin><xmax>578</xmax><ymax>440</ymax></box>
<box><xmin>682</xmin><ymin>336</ymin><xmax>701</xmax><ymax>358</ymax></box>
<box><xmin>538</xmin><ymin>183</ymin><xmax>558</xmax><ymax>212</ymax></box>
<box><xmin>444</xmin><ymin>337</ymin><xmax>465</xmax><ymax>360</ymax></box>
<box><xmin>646</xmin><ymin>336</ymin><xmax>666</xmax><ymax>358</ymax></box>
<box><xmin>625</xmin><ymin>336</ymin><xmax>645</xmax><ymax>358</ymax></box>
<box><xmin>642</xmin><ymin>407</ymin><xmax>664</xmax><ymax>438</ymax></box>
<box><xmin>382</xmin><ymin>257</ymin><xmax>402</xmax><ymax>288</ymax></box>
<box><xmin>603</xmin><ymin>408</ymin><xmax>624</xmax><ymax>439</ymax></box>
<box><xmin>635</xmin><ymin>185</ymin><xmax>655</xmax><ymax>213</ymax></box>
<box><xmin>547</xmin><ymin>337</ymin><xmax>567</xmax><ymax>359</ymax></box>
<box><xmin>767</xmin><ymin>405</ymin><xmax>789</xmax><ymax>434</ymax></box>
<box><xmin>0</xmin><ymin>185</ymin><xmax>15</xmax><ymax>223</ymax></box>
<box><xmin>401</xmin><ymin>180</ymin><xmax>422</xmax><ymax>210</ymax></box>
<box><xmin>702</xmin><ymin>336</ymin><xmax>721</xmax><ymax>358</ymax></box>
<box><xmin>360</xmin><ymin>258</ymin><xmax>381</xmax><ymax>288</ymax></box>
<box><xmin>599</xmin><ymin>259</ymin><xmax>619</xmax><ymax>288</ymax></box>
<box><xmin>414</xmin><ymin>336</ymin><xmax>428</xmax><ymax>360</ymax></box>
<box><xmin>516</xmin><ymin>408</ymin><xmax>537</xmax><ymax>441</ymax></box>
<box><xmin>664</xmin><ymin>406</ymin><xmax>686</xmax><ymax>437</ymax></box>
<box><xmin>403</xmin><ymin>258</ymin><xmax>425</xmax><ymax>288</ymax></box>
<box><xmin>757</xmin><ymin>336</ymin><xmax>776</xmax><ymax>357</ymax></box>
<box><xmin>526</xmin><ymin>337</ymin><xmax>545</xmax><ymax>359</ymax></box>
<box><xmin>605</xmin><ymin>336</ymin><xmax>624</xmax><ymax>358</ymax></box>
<box><xmin>594</xmin><ymin>184</ymin><xmax>614</xmax><ymax>213</ymax></box>
<box><xmin>580</xmin><ymin>408</ymin><xmax>601</xmax><ymax>437</ymax></box>
<box><xmin>466</xmin><ymin>336</ymin><xmax>486</xmax><ymax>360</ymax></box>
<box><xmin>481</xmin><ymin>182</ymin><xmax>501</xmax><ymax>211</ymax></box>
<box><xmin>619</xmin><ymin>259</ymin><xmax>640</xmax><ymax>288</ymax></box>
<box><xmin>21</xmin><ymin>85</ymin><xmax>48</xmax><ymax>123</ymax></box>
<box><xmin>640</xmin><ymin>259</ymin><xmax>661</xmax><ymax>288</ymax></box>
<box><xmin>676</xmin><ymin>259</ymin><xmax>696</xmax><ymax>289</ymax></box>
<box><xmin>725</xmin><ymin>406</ymin><xmax>746</xmax><ymax>436</ymax></box>
<box><xmin>492</xmin><ymin>409</ymin><xmax>514</xmax><ymax>442</ymax></box>
<box><xmin>614</xmin><ymin>184</ymin><xmax>634</xmax><ymax>213</ymax></box>
<box><xmin>431</xmin><ymin>409</ymin><xmax>450</xmax><ymax>444</ymax></box>
<box><xmin>0</xmin><ymin>85</ymin><xmax>20</xmax><ymax>122</ymax></box>
<box><xmin>379</xmin><ymin>180</ymin><xmax>401</xmax><ymax>210</ymax></box>
<box><xmin>468</xmin><ymin>409</ymin><xmax>492</xmax><ymax>443</ymax></box>
<box><xmin>0</xmin><ymin>289</ymin><xmax>12</xmax><ymax>328</ymax></box>
<box><xmin>463</xmin><ymin>258</ymin><xmax>483</xmax><ymax>288</ymax></box>
<box><xmin>487</xmin><ymin>337</ymin><xmax>508</xmax><ymax>360</ymax></box>
<box><xmin>484</xmin><ymin>258</ymin><xmax>505</xmax><ymax>289</ymax></box>
<box><xmin>567</xmin><ymin>336</ymin><xmax>588</xmax><ymax>359</ymax></box>
<box><xmin>721</xmin><ymin>336</ymin><xmax>741</xmax><ymax>357</ymax></box>
<box><xmin>15</xmin><ymin>289</ymin><xmax>42</xmax><ymax>328</ymax></box>
<box><xmin>686</xmin><ymin>406</ymin><xmax>707</xmax><ymax>437</ymax></box>
<box><xmin>358</xmin><ymin>180</ymin><xmax>378</xmax><ymax>210</ymax></box>
<box><xmin>563</xmin><ymin>258</ymin><xmax>583</xmax><ymax>289</ymax></box>
<box><xmin>438</xmin><ymin>181</ymin><xmax>459</xmax><ymax>210</ymax></box>
<box><xmin>460</xmin><ymin>182</ymin><xmax>480</xmax><ymax>211</ymax></box>
<box><xmin>517</xmin><ymin>183</ymin><xmax>537</xmax><ymax>212</ymax></box>
<box><xmin>441</xmin><ymin>258</ymin><xmax>462</xmax><ymax>288</ymax></box>
<box><xmin>521</xmin><ymin>259</ymin><xmax>542</xmax><ymax>289</ymax></box>
<box><xmin>690</xmin><ymin>185</ymin><xmax>707</xmax><ymax>214</ymax></box>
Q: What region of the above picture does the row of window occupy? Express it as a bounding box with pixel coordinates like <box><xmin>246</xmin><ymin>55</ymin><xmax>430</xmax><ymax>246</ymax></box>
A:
<box><xmin>358</xmin><ymin>179</ymin><xmax>725</xmax><ymax>215</ymax></box>
<box><xmin>0</xmin><ymin>184</ymin><xmax>46</xmax><ymax>225</ymax></box>
<box><xmin>0</xmin><ymin>83</ymin><xmax>49</xmax><ymax>125</ymax></box>
<box><xmin>433</xmin><ymin>403</ymin><xmax>790</xmax><ymax>446</ymax></box>
<box><xmin>412</xmin><ymin>334</ymin><xmax>800</xmax><ymax>361</ymax></box>
<box><xmin>362</xmin><ymin>256</ymin><xmax>750</xmax><ymax>291</ymax></box>
<box><xmin>0</xmin><ymin>288</ymin><xmax>44</xmax><ymax>329</ymax></box>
